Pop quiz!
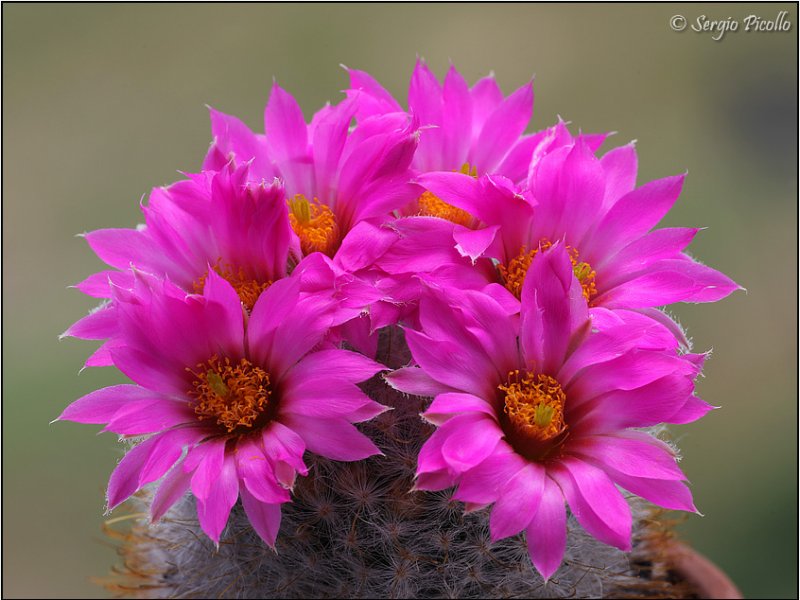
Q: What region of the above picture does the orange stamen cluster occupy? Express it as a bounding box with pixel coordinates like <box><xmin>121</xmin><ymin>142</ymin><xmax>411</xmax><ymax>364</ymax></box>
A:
<box><xmin>499</xmin><ymin>370</ymin><xmax>567</xmax><ymax>448</ymax></box>
<box><xmin>417</xmin><ymin>191</ymin><xmax>474</xmax><ymax>227</ymax></box>
<box><xmin>499</xmin><ymin>240</ymin><xmax>597</xmax><ymax>301</ymax></box>
<box><xmin>193</xmin><ymin>261</ymin><xmax>271</xmax><ymax>312</ymax></box>
<box><xmin>187</xmin><ymin>355</ymin><xmax>271</xmax><ymax>433</ymax></box>
<box><xmin>416</xmin><ymin>162</ymin><xmax>478</xmax><ymax>227</ymax></box>
<box><xmin>288</xmin><ymin>194</ymin><xmax>340</xmax><ymax>257</ymax></box>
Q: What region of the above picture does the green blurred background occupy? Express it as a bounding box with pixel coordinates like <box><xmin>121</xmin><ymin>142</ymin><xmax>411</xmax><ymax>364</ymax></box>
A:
<box><xmin>3</xmin><ymin>3</ymin><xmax>796</xmax><ymax>598</ymax></box>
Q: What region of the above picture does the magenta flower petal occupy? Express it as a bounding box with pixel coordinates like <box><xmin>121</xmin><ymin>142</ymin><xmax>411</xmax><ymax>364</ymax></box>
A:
<box><xmin>453</xmin><ymin>443</ymin><xmax>528</xmax><ymax>505</ymax></box>
<box><xmin>284</xmin><ymin>348</ymin><xmax>383</xmax><ymax>383</ymax></box>
<box><xmin>473</xmin><ymin>80</ymin><xmax>534</xmax><ymax>173</ymax></box>
<box><xmin>470</xmin><ymin>74</ymin><xmax>504</xmax><ymax>122</ymax></box>
<box><xmin>668</xmin><ymin>393</ymin><xmax>716</xmax><ymax>424</ymax></box>
<box><xmin>598</xmin><ymin>227</ymin><xmax>699</xmax><ymax>286</ymax></box>
<box><xmin>347</xmin><ymin>67</ymin><xmax>403</xmax><ymax>119</ymax></box>
<box><xmin>599</xmin><ymin>142</ymin><xmax>638</xmax><ymax>210</ymax></box>
<box><xmin>404</xmin><ymin>328</ymin><xmax>494</xmax><ymax>400</ymax></box>
<box><xmin>440</xmin><ymin>413</ymin><xmax>503</xmax><ymax>472</ymax></box>
<box><xmin>597</xmin><ymin>259</ymin><xmax>741</xmax><ymax>308</ymax></box>
<box><xmin>408</xmin><ymin>60</ymin><xmax>444</xmax><ymax>169</ymax></box>
<box><xmin>280</xmin><ymin>376</ymin><xmax>384</xmax><ymax>421</ymax></box>
<box><xmin>188</xmin><ymin>438</ymin><xmax>227</xmax><ymax>505</ymax></box>
<box><xmin>414</xmin><ymin>414</ymin><xmax>481</xmax><ymax>476</ymax></box>
<box><xmin>314</xmin><ymin>100</ymin><xmax>363</xmax><ymax>197</ymax></box>
<box><xmin>441</xmin><ymin>65</ymin><xmax>472</xmax><ymax>169</ymax></box>
<box><xmin>604</xmin><ymin>471</ymin><xmax>698</xmax><ymax>513</ymax></box>
<box><xmin>525</xmin><ymin>476</ymin><xmax>567</xmax><ymax>582</ymax></box>
<box><xmin>109</xmin><ymin>274</ymin><xmax>244</xmax><ymax>388</ymax></box>
<box><xmin>110</xmin><ymin>345</ymin><xmax>188</xmax><ymax>396</ymax></box>
<box><xmin>204</xmin><ymin>107</ymin><xmax>274</xmax><ymax>180</ymax></box>
<box><xmin>235</xmin><ymin>437</ymin><xmax>291</xmax><ymax>504</ymax></box>
<box><xmin>417</xmin><ymin>171</ymin><xmax>532</xmax><ymax>235</ymax></box>
<box><xmin>84</xmin><ymin>340</ymin><xmax>118</xmax><ymax>368</ymax></box>
<box><xmin>414</xmin><ymin>471</ymin><xmax>457</xmax><ymax>493</ymax></box>
<box><xmin>103</xmin><ymin>398</ymin><xmax>195</xmax><ymax>436</ymax></box>
<box><xmin>557</xmin><ymin>325</ymin><xmax>647</xmax><ymax>385</ymax></box>
<box><xmin>423</xmin><ymin>392</ymin><xmax>498</xmax><ymax>426</ymax></box>
<box><xmin>589</xmin><ymin>307</ymin><xmax>681</xmax><ymax>352</ymax></box>
<box><xmin>334</xmin><ymin>221</ymin><xmax>398</xmax><ymax>273</ymax></box>
<box><xmin>107</xmin><ymin>428</ymin><xmax>202</xmax><ymax>509</ymax></box>
<box><xmin>436</xmin><ymin>288</ymin><xmax>519</xmax><ymax>374</ymax></box>
<box><xmin>496</xmin><ymin>134</ymin><xmax>543</xmax><ymax>185</ymax></box>
<box><xmin>384</xmin><ymin>366</ymin><xmax>456</xmax><ymax>397</ymax></box>
<box><xmin>281</xmin><ymin>415</ymin><xmax>381</xmax><ymax>462</ymax></box>
<box><xmin>489</xmin><ymin>463</ymin><xmax>545</xmax><ymax>541</ymax></box>
<box><xmin>570</xmin><ymin>432</ymin><xmax>685</xmax><ymax>480</ymax></box>
<box><xmin>63</xmin><ymin>306</ymin><xmax>117</xmax><ymax>340</ymax></box>
<box><xmin>240</xmin><ymin>487</ymin><xmax>282</xmax><ymax>548</ymax></box>
<box><xmin>520</xmin><ymin>244</ymin><xmax>590</xmax><ymax>374</ymax></box>
<box><xmin>338</xmin><ymin>120</ymin><xmax>418</xmax><ymax>227</ymax></box>
<box><xmin>571</xmin><ymin>375</ymin><xmax>695</xmax><ymax>434</ymax></box>
<box><xmin>73</xmin><ymin>270</ymin><xmax>134</xmax><ymax>298</ymax></box>
<box><xmin>264</xmin><ymin>82</ymin><xmax>312</xmax><ymax>193</ymax></box>
<box><xmin>552</xmin><ymin>457</ymin><xmax>631</xmax><ymax>551</ymax></box>
<box><xmin>261</xmin><ymin>421</ymin><xmax>308</xmax><ymax>477</ymax></box>
<box><xmin>530</xmin><ymin>139</ymin><xmax>605</xmax><ymax>248</ymax></box>
<box><xmin>378</xmin><ymin>218</ymin><xmax>479</xmax><ymax>276</ymax></box>
<box><xmin>59</xmin><ymin>385</ymin><xmax>157</xmax><ymax>424</ymax></box>
<box><xmin>453</xmin><ymin>224</ymin><xmax>500</xmax><ymax>263</ymax></box>
<box><xmin>195</xmin><ymin>453</ymin><xmax>239</xmax><ymax>543</ymax></box>
<box><xmin>150</xmin><ymin>460</ymin><xmax>193</xmax><ymax>522</ymax></box>
<box><xmin>567</xmin><ymin>351</ymin><xmax>693</xmax><ymax>402</ymax></box>
<box><xmin>584</xmin><ymin>174</ymin><xmax>685</xmax><ymax>263</ymax></box>
<box><xmin>84</xmin><ymin>227</ymin><xmax>150</xmax><ymax>272</ymax></box>
<box><xmin>247</xmin><ymin>276</ymin><xmax>332</xmax><ymax>380</ymax></box>
<box><xmin>201</xmin><ymin>268</ymin><xmax>245</xmax><ymax>350</ymax></box>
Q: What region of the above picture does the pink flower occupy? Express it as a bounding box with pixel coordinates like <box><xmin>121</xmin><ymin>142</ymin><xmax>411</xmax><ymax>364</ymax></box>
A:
<box><xmin>347</xmin><ymin>59</ymin><xmax>544</xmax><ymax>240</ymax></box>
<box><xmin>347</xmin><ymin>59</ymin><xmax>535</xmax><ymax>183</ymax></box>
<box><xmin>204</xmin><ymin>83</ymin><xmax>419</xmax><ymax>259</ymax></box>
<box><xmin>386</xmin><ymin>244</ymin><xmax>709</xmax><ymax>580</ymax></box>
<box><xmin>413</xmin><ymin>135</ymin><xmax>740</xmax><ymax>321</ymax></box>
<box><xmin>67</xmin><ymin>161</ymin><xmax>380</xmax><ymax>364</ymax></box>
<box><xmin>363</xmin><ymin>123</ymin><xmax>601</xmax><ymax>313</ymax></box>
<box><xmin>77</xmin><ymin>163</ymin><xmax>291</xmax><ymax>310</ymax></box>
<box><xmin>59</xmin><ymin>268</ymin><xmax>386</xmax><ymax>546</ymax></box>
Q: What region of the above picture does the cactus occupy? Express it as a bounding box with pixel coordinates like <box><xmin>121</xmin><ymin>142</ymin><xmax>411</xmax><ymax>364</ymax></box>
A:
<box><xmin>101</xmin><ymin>328</ymin><xmax>695</xmax><ymax>599</ymax></box>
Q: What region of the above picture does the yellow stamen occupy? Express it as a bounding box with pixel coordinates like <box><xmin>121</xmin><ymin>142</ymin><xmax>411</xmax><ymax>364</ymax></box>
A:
<box><xmin>416</xmin><ymin>163</ymin><xmax>479</xmax><ymax>227</ymax></box>
<box><xmin>458</xmin><ymin>162</ymin><xmax>478</xmax><ymax>177</ymax></box>
<box><xmin>187</xmin><ymin>355</ymin><xmax>271</xmax><ymax>433</ymax></box>
<box><xmin>192</xmin><ymin>261</ymin><xmax>271</xmax><ymax>313</ymax></box>
<box><xmin>499</xmin><ymin>370</ymin><xmax>567</xmax><ymax>459</ymax></box>
<box><xmin>499</xmin><ymin>240</ymin><xmax>597</xmax><ymax>302</ymax></box>
<box><xmin>288</xmin><ymin>194</ymin><xmax>340</xmax><ymax>257</ymax></box>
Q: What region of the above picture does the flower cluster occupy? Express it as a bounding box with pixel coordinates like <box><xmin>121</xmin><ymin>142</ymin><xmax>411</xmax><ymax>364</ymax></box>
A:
<box><xmin>60</xmin><ymin>60</ymin><xmax>738</xmax><ymax>581</ymax></box>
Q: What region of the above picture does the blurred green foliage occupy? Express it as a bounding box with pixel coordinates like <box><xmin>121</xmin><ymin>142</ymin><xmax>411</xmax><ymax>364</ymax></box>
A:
<box><xmin>3</xmin><ymin>3</ymin><xmax>796</xmax><ymax>598</ymax></box>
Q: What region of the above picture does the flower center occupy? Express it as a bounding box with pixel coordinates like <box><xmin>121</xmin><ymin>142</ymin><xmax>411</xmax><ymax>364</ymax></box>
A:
<box><xmin>288</xmin><ymin>194</ymin><xmax>340</xmax><ymax>257</ymax></box>
<box><xmin>498</xmin><ymin>370</ymin><xmax>568</xmax><ymax>461</ymax></box>
<box><xmin>193</xmin><ymin>261</ymin><xmax>271</xmax><ymax>312</ymax></box>
<box><xmin>187</xmin><ymin>355</ymin><xmax>272</xmax><ymax>434</ymax></box>
<box><xmin>499</xmin><ymin>240</ymin><xmax>597</xmax><ymax>301</ymax></box>
<box><xmin>417</xmin><ymin>163</ymin><xmax>478</xmax><ymax>227</ymax></box>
